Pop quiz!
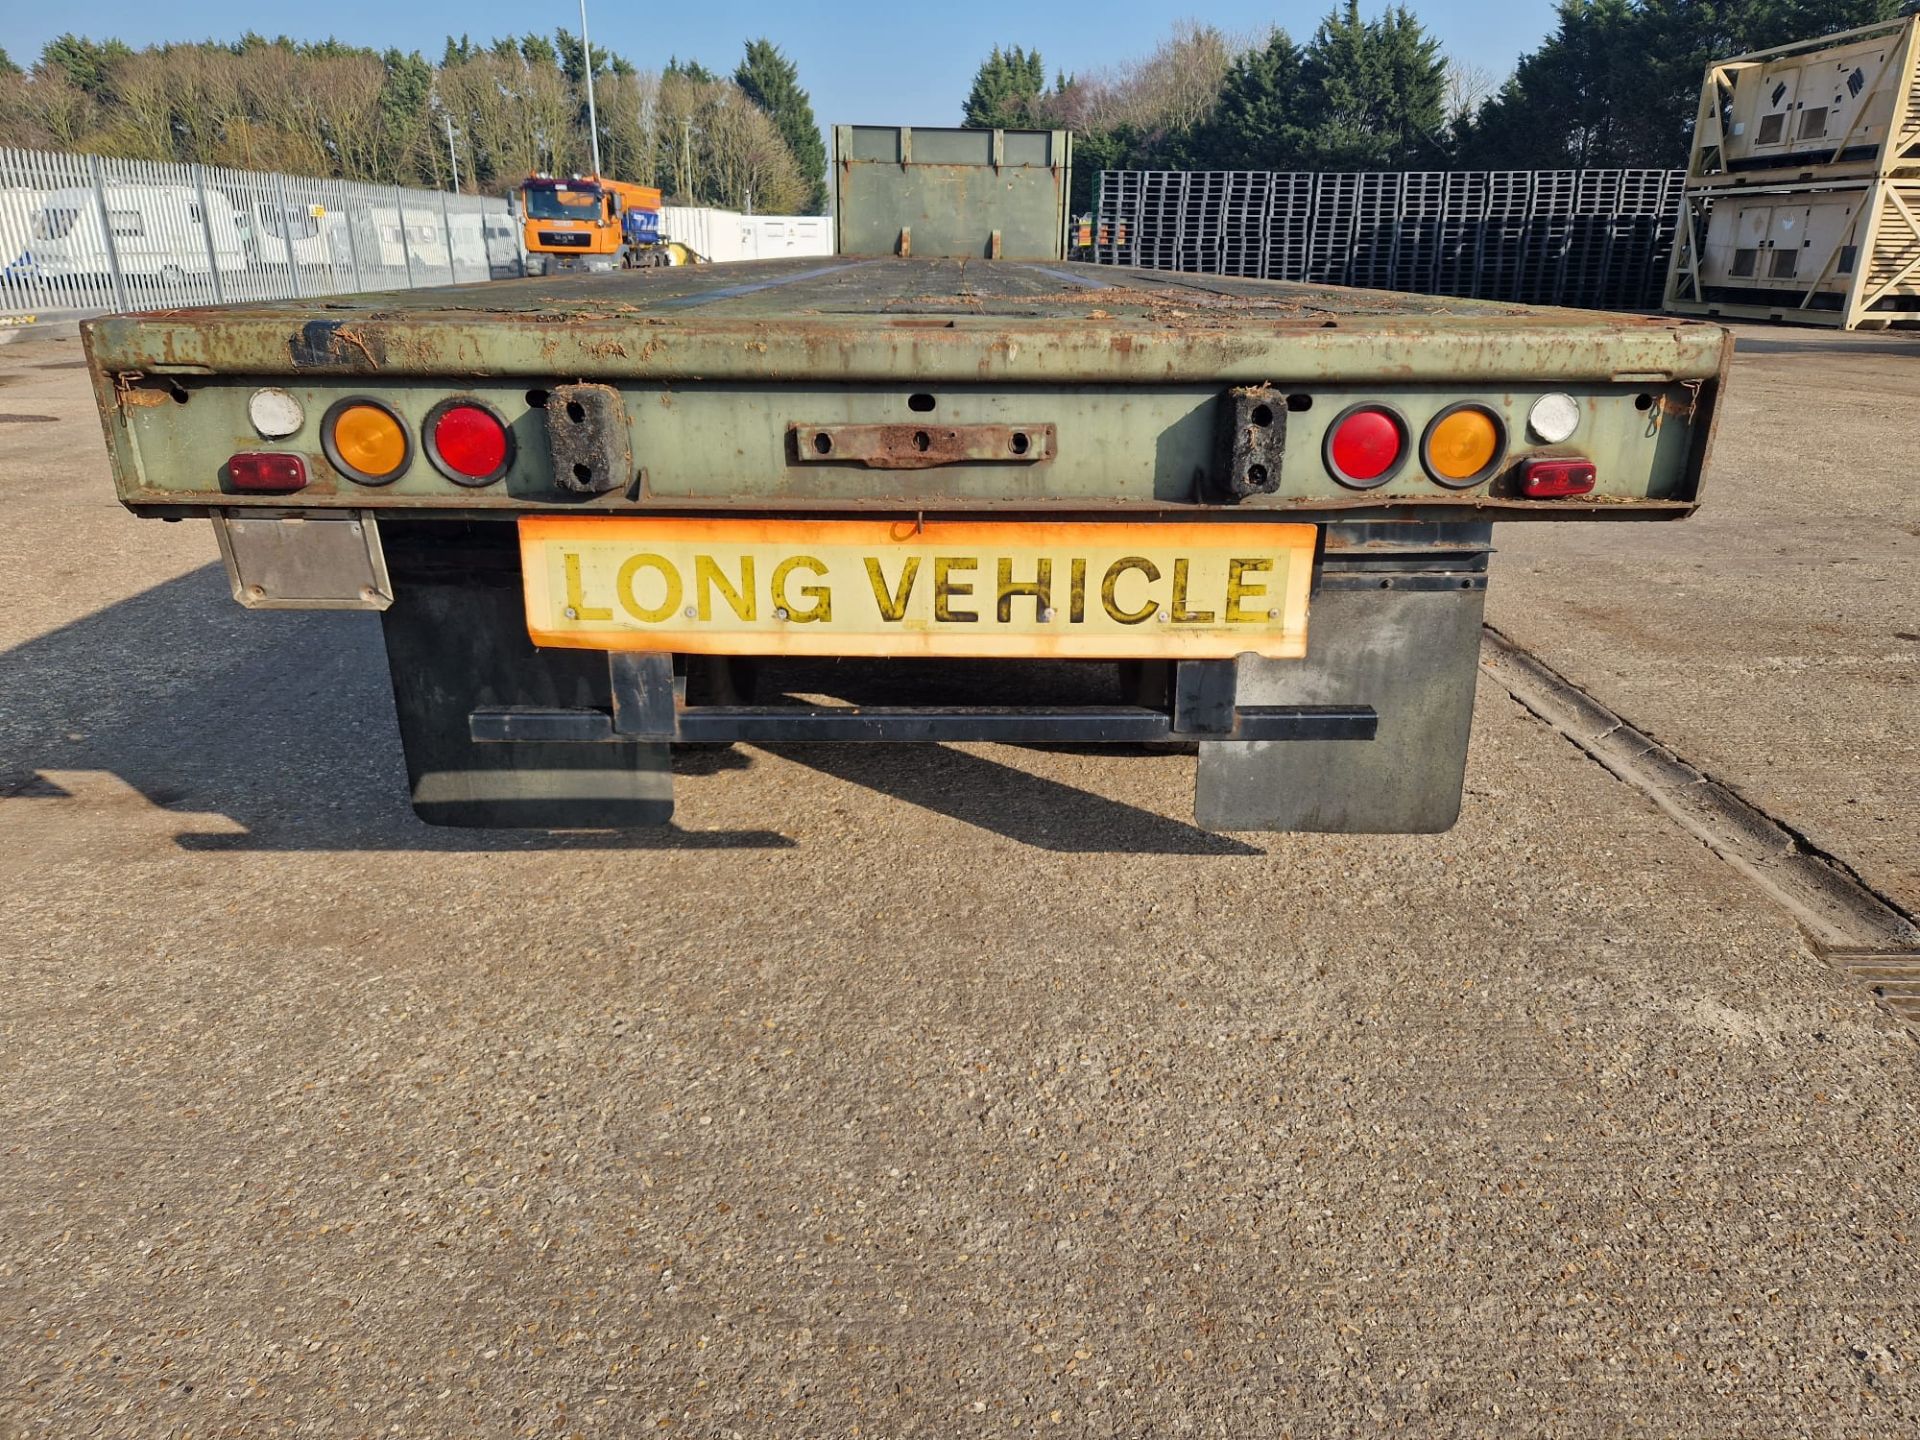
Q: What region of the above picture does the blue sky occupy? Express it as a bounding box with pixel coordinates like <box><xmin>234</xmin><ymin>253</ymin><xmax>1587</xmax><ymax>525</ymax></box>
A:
<box><xmin>5</xmin><ymin>2</ymin><xmax>1559</xmax><ymax>132</ymax></box>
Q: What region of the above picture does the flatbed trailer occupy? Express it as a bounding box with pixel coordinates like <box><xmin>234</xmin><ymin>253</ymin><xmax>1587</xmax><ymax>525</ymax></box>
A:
<box><xmin>84</xmin><ymin>248</ymin><xmax>1731</xmax><ymax>834</ymax></box>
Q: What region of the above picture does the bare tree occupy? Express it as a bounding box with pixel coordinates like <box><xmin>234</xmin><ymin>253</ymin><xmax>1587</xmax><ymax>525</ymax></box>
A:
<box><xmin>27</xmin><ymin>72</ymin><xmax>99</xmax><ymax>149</ymax></box>
<box><xmin>594</xmin><ymin>69</ymin><xmax>659</xmax><ymax>187</ymax></box>
<box><xmin>704</xmin><ymin>86</ymin><xmax>805</xmax><ymax>211</ymax></box>
<box><xmin>654</xmin><ymin>73</ymin><xmax>805</xmax><ymax>210</ymax></box>
<box><xmin>311</xmin><ymin>55</ymin><xmax>390</xmax><ymax>182</ymax></box>
<box><xmin>1046</xmin><ymin>20</ymin><xmax>1239</xmax><ymax>137</ymax></box>
<box><xmin>97</xmin><ymin>51</ymin><xmax>176</xmax><ymax>160</ymax></box>
<box><xmin>1444</xmin><ymin>61</ymin><xmax>1497</xmax><ymax>123</ymax></box>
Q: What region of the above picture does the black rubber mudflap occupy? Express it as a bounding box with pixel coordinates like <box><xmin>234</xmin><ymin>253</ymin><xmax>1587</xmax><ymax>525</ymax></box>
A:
<box><xmin>379</xmin><ymin>523</ymin><xmax>671</xmax><ymax>828</ymax></box>
<box><xmin>1195</xmin><ymin>523</ymin><xmax>1489</xmax><ymax>834</ymax></box>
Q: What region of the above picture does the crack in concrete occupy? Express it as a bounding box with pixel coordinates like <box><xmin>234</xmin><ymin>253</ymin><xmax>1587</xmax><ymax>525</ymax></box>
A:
<box><xmin>1479</xmin><ymin>624</ymin><xmax>1920</xmax><ymax>1026</ymax></box>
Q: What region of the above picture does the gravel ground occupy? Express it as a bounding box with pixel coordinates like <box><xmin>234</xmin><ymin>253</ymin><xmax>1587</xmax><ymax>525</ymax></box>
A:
<box><xmin>1490</xmin><ymin>325</ymin><xmax>1920</xmax><ymax>915</ymax></box>
<box><xmin>2</xmin><ymin>334</ymin><xmax>1919</xmax><ymax>1439</ymax></box>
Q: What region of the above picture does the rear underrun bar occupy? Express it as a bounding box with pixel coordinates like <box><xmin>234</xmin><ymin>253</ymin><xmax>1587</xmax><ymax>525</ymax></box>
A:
<box><xmin>468</xmin><ymin>654</ymin><xmax>1377</xmax><ymax>746</ymax></box>
<box><xmin>470</xmin><ymin>702</ymin><xmax>1377</xmax><ymax>746</ymax></box>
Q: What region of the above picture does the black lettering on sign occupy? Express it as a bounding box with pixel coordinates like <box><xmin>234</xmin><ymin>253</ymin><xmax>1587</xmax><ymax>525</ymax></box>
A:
<box><xmin>934</xmin><ymin>557</ymin><xmax>978</xmax><ymax>623</ymax></box>
<box><xmin>996</xmin><ymin>557</ymin><xmax>1053</xmax><ymax>623</ymax></box>
<box><xmin>772</xmin><ymin>555</ymin><xmax>831</xmax><ymax>623</ymax></box>
<box><xmin>864</xmin><ymin>556</ymin><xmax>921</xmax><ymax>621</ymax></box>
<box><xmin>1224</xmin><ymin>557</ymin><xmax>1273</xmax><ymax>623</ymax></box>
<box><xmin>1168</xmin><ymin>559</ymin><xmax>1215</xmax><ymax>624</ymax></box>
<box><xmin>695</xmin><ymin>554</ymin><xmax>756</xmax><ymax>621</ymax></box>
<box><xmin>617</xmin><ymin>553</ymin><xmax>681</xmax><ymax>623</ymax></box>
<box><xmin>1070</xmin><ymin>558</ymin><xmax>1087</xmax><ymax>624</ymax></box>
<box><xmin>1102</xmin><ymin>556</ymin><xmax>1159</xmax><ymax>625</ymax></box>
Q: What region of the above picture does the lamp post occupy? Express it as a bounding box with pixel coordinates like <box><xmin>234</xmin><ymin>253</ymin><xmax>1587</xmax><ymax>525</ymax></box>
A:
<box><xmin>580</xmin><ymin>0</ymin><xmax>602</xmax><ymax>177</ymax></box>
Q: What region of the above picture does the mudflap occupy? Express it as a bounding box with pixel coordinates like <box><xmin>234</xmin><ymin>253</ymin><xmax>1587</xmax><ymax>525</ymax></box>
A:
<box><xmin>1195</xmin><ymin>523</ymin><xmax>1489</xmax><ymax>834</ymax></box>
<box><xmin>379</xmin><ymin>523</ymin><xmax>672</xmax><ymax>828</ymax></box>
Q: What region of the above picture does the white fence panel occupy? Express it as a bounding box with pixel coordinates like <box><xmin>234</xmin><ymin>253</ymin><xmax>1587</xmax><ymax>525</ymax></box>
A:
<box><xmin>0</xmin><ymin>145</ymin><xmax>524</xmax><ymax>319</ymax></box>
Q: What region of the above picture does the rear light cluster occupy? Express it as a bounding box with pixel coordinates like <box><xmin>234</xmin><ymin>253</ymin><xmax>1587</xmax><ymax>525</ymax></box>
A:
<box><xmin>1324</xmin><ymin>405</ymin><xmax>1406</xmax><ymax>487</ymax></box>
<box><xmin>228</xmin><ymin>391</ymin><xmax>514</xmax><ymax>495</ymax></box>
<box><xmin>228</xmin><ymin>452</ymin><xmax>308</xmax><ymax>493</ymax></box>
<box><xmin>425</xmin><ymin>399</ymin><xmax>513</xmax><ymax>486</ymax></box>
<box><xmin>1520</xmin><ymin>459</ymin><xmax>1597</xmax><ymax>497</ymax></box>
<box><xmin>1319</xmin><ymin>393</ymin><xmax>1592</xmax><ymax>498</ymax></box>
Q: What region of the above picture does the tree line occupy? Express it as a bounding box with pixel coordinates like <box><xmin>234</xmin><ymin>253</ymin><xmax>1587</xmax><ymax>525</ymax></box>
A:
<box><xmin>0</xmin><ymin>31</ymin><xmax>828</xmax><ymax>213</ymax></box>
<box><xmin>968</xmin><ymin>0</ymin><xmax>1918</xmax><ymax>212</ymax></box>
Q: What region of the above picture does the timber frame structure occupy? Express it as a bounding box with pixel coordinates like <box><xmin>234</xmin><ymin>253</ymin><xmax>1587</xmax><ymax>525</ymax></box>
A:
<box><xmin>1684</xmin><ymin>15</ymin><xmax>1920</xmax><ymax>190</ymax></box>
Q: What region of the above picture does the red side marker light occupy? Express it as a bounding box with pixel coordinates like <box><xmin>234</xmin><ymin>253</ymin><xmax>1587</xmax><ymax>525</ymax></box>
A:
<box><xmin>1520</xmin><ymin>458</ymin><xmax>1597</xmax><ymax>498</ymax></box>
<box><xmin>228</xmin><ymin>452</ymin><xmax>308</xmax><ymax>493</ymax></box>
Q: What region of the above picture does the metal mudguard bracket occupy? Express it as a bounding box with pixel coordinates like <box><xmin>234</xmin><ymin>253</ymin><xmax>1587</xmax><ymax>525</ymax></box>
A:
<box><xmin>213</xmin><ymin>510</ymin><xmax>391</xmax><ymax>610</ymax></box>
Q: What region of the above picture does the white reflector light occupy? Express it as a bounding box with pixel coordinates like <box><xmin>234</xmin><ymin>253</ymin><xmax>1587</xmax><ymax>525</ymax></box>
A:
<box><xmin>249</xmin><ymin>388</ymin><xmax>305</xmax><ymax>439</ymax></box>
<box><xmin>1528</xmin><ymin>392</ymin><xmax>1581</xmax><ymax>444</ymax></box>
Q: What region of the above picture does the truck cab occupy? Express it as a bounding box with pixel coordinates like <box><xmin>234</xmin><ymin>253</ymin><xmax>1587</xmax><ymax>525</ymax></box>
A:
<box><xmin>519</xmin><ymin>174</ymin><xmax>664</xmax><ymax>274</ymax></box>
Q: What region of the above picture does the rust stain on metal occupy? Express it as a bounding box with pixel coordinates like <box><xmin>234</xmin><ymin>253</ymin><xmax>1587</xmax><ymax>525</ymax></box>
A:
<box><xmin>790</xmin><ymin>422</ymin><xmax>1057</xmax><ymax>470</ymax></box>
<box><xmin>112</xmin><ymin>370</ymin><xmax>174</xmax><ymax>411</ymax></box>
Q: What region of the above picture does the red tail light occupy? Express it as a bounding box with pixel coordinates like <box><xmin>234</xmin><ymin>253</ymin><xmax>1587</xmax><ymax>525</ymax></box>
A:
<box><xmin>426</xmin><ymin>400</ymin><xmax>512</xmax><ymax>486</ymax></box>
<box><xmin>1520</xmin><ymin>458</ymin><xmax>1597</xmax><ymax>498</ymax></box>
<box><xmin>1325</xmin><ymin>405</ymin><xmax>1407</xmax><ymax>488</ymax></box>
<box><xmin>228</xmin><ymin>452</ymin><xmax>308</xmax><ymax>493</ymax></box>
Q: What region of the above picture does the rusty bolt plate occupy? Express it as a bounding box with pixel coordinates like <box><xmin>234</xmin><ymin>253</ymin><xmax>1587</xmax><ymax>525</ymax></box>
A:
<box><xmin>790</xmin><ymin>423</ymin><xmax>1056</xmax><ymax>470</ymax></box>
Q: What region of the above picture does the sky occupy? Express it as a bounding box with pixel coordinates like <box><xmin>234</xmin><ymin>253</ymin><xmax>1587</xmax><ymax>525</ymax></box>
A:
<box><xmin>4</xmin><ymin>1</ymin><xmax>1563</xmax><ymax>135</ymax></box>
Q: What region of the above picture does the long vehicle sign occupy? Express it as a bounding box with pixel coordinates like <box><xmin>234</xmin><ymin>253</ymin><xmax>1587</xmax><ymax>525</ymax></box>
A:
<box><xmin>519</xmin><ymin>517</ymin><xmax>1314</xmax><ymax>659</ymax></box>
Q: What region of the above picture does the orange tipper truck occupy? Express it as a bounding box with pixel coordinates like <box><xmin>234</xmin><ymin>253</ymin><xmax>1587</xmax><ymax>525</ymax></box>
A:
<box><xmin>83</xmin><ymin>126</ymin><xmax>1732</xmax><ymax>833</ymax></box>
<box><xmin>518</xmin><ymin>173</ymin><xmax>666</xmax><ymax>273</ymax></box>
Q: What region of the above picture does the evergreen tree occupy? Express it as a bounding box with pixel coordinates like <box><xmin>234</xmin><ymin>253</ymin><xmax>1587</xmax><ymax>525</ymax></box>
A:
<box><xmin>665</xmin><ymin>56</ymin><xmax>719</xmax><ymax>84</ymax></box>
<box><xmin>963</xmin><ymin>45</ymin><xmax>1047</xmax><ymax>128</ymax></box>
<box><xmin>1187</xmin><ymin>29</ymin><xmax>1308</xmax><ymax>169</ymax></box>
<box><xmin>39</xmin><ymin>35</ymin><xmax>133</xmax><ymax>99</ymax></box>
<box><xmin>1458</xmin><ymin>0</ymin><xmax>1912</xmax><ymax>167</ymax></box>
<box><xmin>1455</xmin><ymin>0</ymin><xmax>1645</xmax><ymax>166</ymax></box>
<box><xmin>735</xmin><ymin>39</ymin><xmax>828</xmax><ymax>213</ymax></box>
<box><xmin>1299</xmin><ymin>2</ymin><xmax>1446</xmax><ymax>168</ymax></box>
<box><xmin>519</xmin><ymin>34</ymin><xmax>558</xmax><ymax>70</ymax></box>
<box><xmin>377</xmin><ymin>47</ymin><xmax>435</xmax><ymax>180</ymax></box>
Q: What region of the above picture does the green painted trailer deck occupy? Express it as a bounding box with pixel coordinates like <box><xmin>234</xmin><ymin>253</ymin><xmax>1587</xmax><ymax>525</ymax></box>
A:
<box><xmin>82</xmin><ymin>253</ymin><xmax>1732</xmax><ymax>834</ymax></box>
<box><xmin>87</xmin><ymin>257</ymin><xmax>1729</xmax><ymax>521</ymax></box>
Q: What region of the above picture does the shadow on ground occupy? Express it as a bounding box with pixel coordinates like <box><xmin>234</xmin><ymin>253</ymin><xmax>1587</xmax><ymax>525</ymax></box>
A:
<box><xmin>1732</xmin><ymin>334</ymin><xmax>1920</xmax><ymax>358</ymax></box>
<box><xmin>0</xmin><ymin>563</ymin><xmax>1251</xmax><ymax>855</ymax></box>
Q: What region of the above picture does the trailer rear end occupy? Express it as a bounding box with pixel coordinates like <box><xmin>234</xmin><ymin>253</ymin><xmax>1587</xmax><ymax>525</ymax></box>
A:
<box><xmin>83</xmin><ymin>128</ymin><xmax>1731</xmax><ymax>833</ymax></box>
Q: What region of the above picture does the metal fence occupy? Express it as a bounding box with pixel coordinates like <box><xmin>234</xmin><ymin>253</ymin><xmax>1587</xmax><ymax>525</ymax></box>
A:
<box><xmin>1</xmin><ymin>146</ymin><xmax>526</xmax><ymax>319</ymax></box>
<box><xmin>1091</xmin><ymin>168</ymin><xmax>1688</xmax><ymax>310</ymax></box>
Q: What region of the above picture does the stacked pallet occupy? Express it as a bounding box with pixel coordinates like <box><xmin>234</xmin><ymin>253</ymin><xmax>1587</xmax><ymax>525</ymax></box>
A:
<box><xmin>1665</xmin><ymin>14</ymin><xmax>1920</xmax><ymax>329</ymax></box>
<box><xmin>1090</xmin><ymin>166</ymin><xmax>1685</xmax><ymax>310</ymax></box>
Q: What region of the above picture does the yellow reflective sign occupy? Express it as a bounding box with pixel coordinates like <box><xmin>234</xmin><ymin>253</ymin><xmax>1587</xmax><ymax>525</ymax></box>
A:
<box><xmin>520</xmin><ymin>517</ymin><xmax>1314</xmax><ymax>660</ymax></box>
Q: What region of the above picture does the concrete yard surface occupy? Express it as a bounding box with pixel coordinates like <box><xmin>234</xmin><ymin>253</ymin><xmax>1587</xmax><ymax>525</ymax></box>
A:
<box><xmin>1491</xmin><ymin>325</ymin><xmax>1920</xmax><ymax>916</ymax></box>
<box><xmin>1</xmin><ymin>328</ymin><xmax>1918</xmax><ymax>1438</ymax></box>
